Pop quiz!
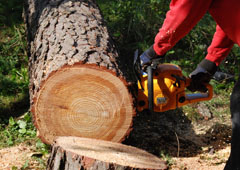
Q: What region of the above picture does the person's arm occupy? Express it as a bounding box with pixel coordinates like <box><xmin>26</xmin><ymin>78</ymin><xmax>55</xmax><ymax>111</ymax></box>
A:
<box><xmin>188</xmin><ymin>25</ymin><xmax>234</xmax><ymax>92</ymax></box>
<box><xmin>205</xmin><ymin>25</ymin><xmax>234</xmax><ymax>66</ymax></box>
<box><xmin>154</xmin><ymin>0</ymin><xmax>213</xmax><ymax>56</ymax></box>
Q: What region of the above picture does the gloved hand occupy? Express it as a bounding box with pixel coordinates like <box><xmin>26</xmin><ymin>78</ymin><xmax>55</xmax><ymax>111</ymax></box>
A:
<box><xmin>140</xmin><ymin>45</ymin><xmax>162</xmax><ymax>69</ymax></box>
<box><xmin>188</xmin><ymin>59</ymin><xmax>217</xmax><ymax>92</ymax></box>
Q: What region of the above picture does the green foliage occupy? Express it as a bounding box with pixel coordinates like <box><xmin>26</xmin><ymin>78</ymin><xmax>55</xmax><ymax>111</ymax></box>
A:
<box><xmin>160</xmin><ymin>150</ymin><xmax>174</xmax><ymax>166</ymax></box>
<box><xmin>97</xmin><ymin>0</ymin><xmax>239</xmax><ymax>76</ymax></box>
<box><xmin>220</xmin><ymin>44</ymin><xmax>240</xmax><ymax>75</ymax></box>
<box><xmin>35</xmin><ymin>139</ymin><xmax>50</xmax><ymax>155</ymax></box>
<box><xmin>97</xmin><ymin>0</ymin><xmax>237</xmax><ymax>122</ymax></box>
<box><xmin>0</xmin><ymin>0</ymin><xmax>237</xmax><ymax>159</ymax></box>
<box><xmin>0</xmin><ymin>23</ymin><xmax>29</xmax><ymax>118</ymax></box>
<box><xmin>206</xmin><ymin>80</ymin><xmax>233</xmax><ymax>119</ymax></box>
<box><xmin>0</xmin><ymin>0</ymin><xmax>28</xmax><ymax>109</ymax></box>
<box><xmin>0</xmin><ymin>112</ymin><xmax>36</xmax><ymax>148</ymax></box>
<box><xmin>182</xmin><ymin>80</ymin><xmax>233</xmax><ymax>122</ymax></box>
<box><xmin>172</xmin><ymin>14</ymin><xmax>216</xmax><ymax>63</ymax></box>
<box><xmin>97</xmin><ymin>0</ymin><xmax>170</xmax><ymax>55</ymax></box>
<box><xmin>11</xmin><ymin>166</ymin><xmax>18</xmax><ymax>170</ymax></box>
<box><xmin>22</xmin><ymin>160</ymin><xmax>30</xmax><ymax>169</ymax></box>
<box><xmin>0</xmin><ymin>24</ymin><xmax>28</xmax><ymax>96</ymax></box>
<box><xmin>0</xmin><ymin>0</ymin><xmax>24</xmax><ymax>26</ymax></box>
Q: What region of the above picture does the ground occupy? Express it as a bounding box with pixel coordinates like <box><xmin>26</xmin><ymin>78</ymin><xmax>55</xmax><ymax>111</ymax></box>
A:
<box><xmin>0</xmin><ymin>143</ymin><xmax>48</xmax><ymax>170</ymax></box>
<box><xmin>0</xmin><ymin>104</ymin><xmax>232</xmax><ymax>170</ymax></box>
<box><xmin>170</xmin><ymin>118</ymin><xmax>231</xmax><ymax>170</ymax></box>
<box><xmin>124</xmin><ymin>105</ymin><xmax>232</xmax><ymax>170</ymax></box>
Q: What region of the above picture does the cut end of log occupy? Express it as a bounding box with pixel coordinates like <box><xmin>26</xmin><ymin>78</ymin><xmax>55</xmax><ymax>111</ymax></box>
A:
<box><xmin>47</xmin><ymin>136</ymin><xmax>167</xmax><ymax>170</ymax></box>
<box><xmin>32</xmin><ymin>64</ymin><xmax>135</xmax><ymax>144</ymax></box>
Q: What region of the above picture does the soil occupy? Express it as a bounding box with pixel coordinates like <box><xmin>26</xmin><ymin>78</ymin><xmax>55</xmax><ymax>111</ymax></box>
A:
<box><xmin>0</xmin><ymin>143</ymin><xmax>48</xmax><ymax>170</ymax></box>
<box><xmin>124</xmin><ymin>108</ymin><xmax>232</xmax><ymax>170</ymax></box>
<box><xmin>0</xmin><ymin>107</ymin><xmax>232</xmax><ymax>170</ymax></box>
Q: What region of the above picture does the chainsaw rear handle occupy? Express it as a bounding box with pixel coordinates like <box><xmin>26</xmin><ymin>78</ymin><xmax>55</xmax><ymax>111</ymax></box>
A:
<box><xmin>185</xmin><ymin>83</ymin><xmax>213</xmax><ymax>103</ymax></box>
<box><xmin>182</xmin><ymin>78</ymin><xmax>213</xmax><ymax>105</ymax></box>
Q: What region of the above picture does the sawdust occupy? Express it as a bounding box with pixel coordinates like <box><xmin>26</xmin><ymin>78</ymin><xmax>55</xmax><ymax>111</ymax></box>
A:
<box><xmin>0</xmin><ymin>144</ymin><xmax>32</xmax><ymax>169</ymax></box>
<box><xmin>0</xmin><ymin>143</ymin><xmax>230</xmax><ymax>170</ymax></box>
<box><xmin>0</xmin><ymin>109</ymin><xmax>232</xmax><ymax>170</ymax></box>
<box><xmin>171</xmin><ymin>133</ymin><xmax>230</xmax><ymax>170</ymax></box>
<box><xmin>0</xmin><ymin>143</ymin><xmax>47</xmax><ymax>170</ymax></box>
<box><xmin>169</xmin><ymin>115</ymin><xmax>231</xmax><ymax>170</ymax></box>
<box><xmin>124</xmin><ymin>109</ymin><xmax>232</xmax><ymax>170</ymax></box>
<box><xmin>171</xmin><ymin>146</ymin><xmax>229</xmax><ymax>170</ymax></box>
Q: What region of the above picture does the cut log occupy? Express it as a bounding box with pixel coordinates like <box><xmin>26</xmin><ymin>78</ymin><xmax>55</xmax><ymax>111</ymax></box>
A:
<box><xmin>23</xmin><ymin>0</ymin><xmax>135</xmax><ymax>144</ymax></box>
<box><xmin>47</xmin><ymin>136</ymin><xmax>168</xmax><ymax>170</ymax></box>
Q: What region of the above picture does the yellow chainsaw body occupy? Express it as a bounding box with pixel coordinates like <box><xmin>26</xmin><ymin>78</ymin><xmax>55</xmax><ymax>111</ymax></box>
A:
<box><xmin>137</xmin><ymin>64</ymin><xmax>213</xmax><ymax>112</ymax></box>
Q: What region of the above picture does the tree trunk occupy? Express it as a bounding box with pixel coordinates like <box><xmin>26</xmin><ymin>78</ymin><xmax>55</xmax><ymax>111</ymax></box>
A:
<box><xmin>46</xmin><ymin>137</ymin><xmax>167</xmax><ymax>170</ymax></box>
<box><xmin>23</xmin><ymin>0</ymin><xmax>135</xmax><ymax>144</ymax></box>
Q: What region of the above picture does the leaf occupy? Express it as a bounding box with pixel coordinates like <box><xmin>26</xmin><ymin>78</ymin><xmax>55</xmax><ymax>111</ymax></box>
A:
<box><xmin>23</xmin><ymin>112</ymin><xmax>31</xmax><ymax>122</ymax></box>
<box><xmin>7</xmin><ymin>138</ymin><xmax>14</xmax><ymax>146</ymax></box>
<box><xmin>11</xmin><ymin>166</ymin><xmax>18</xmax><ymax>170</ymax></box>
<box><xmin>22</xmin><ymin>160</ymin><xmax>29</xmax><ymax>169</ymax></box>
<box><xmin>9</xmin><ymin>117</ymin><xmax>15</xmax><ymax>126</ymax></box>
<box><xmin>19</xmin><ymin>128</ymin><xmax>26</xmax><ymax>134</ymax></box>
<box><xmin>17</xmin><ymin>120</ymin><xmax>27</xmax><ymax>129</ymax></box>
<box><xmin>168</xmin><ymin>50</ymin><xmax>175</xmax><ymax>55</ymax></box>
<box><xmin>36</xmin><ymin>140</ymin><xmax>46</xmax><ymax>149</ymax></box>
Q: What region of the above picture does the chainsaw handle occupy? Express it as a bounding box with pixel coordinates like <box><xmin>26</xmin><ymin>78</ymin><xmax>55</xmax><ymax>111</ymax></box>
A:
<box><xmin>183</xmin><ymin>79</ymin><xmax>213</xmax><ymax>104</ymax></box>
<box><xmin>147</xmin><ymin>66</ymin><xmax>154</xmax><ymax>113</ymax></box>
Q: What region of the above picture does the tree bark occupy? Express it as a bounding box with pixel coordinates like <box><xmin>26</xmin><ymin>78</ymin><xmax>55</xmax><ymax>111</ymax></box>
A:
<box><xmin>24</xmin><ymin>0</ymin><xmax>135</xmax><ymax>144</ymax></box>
<box><xmin>46</xmin><ymin>137</ymin><xmax>167</xmax><ymax>170</ymax></box>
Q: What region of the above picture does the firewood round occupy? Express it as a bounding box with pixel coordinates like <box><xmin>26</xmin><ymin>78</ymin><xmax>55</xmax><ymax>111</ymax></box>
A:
<box><xmin>47</xmin><ymin>136</ymin><xmax>167</xmax><ymax>170</ymax></box>
<box><xmin>33</xmin><ymin>64</ymin><xmax>134</xmax><ymax>144</ymax></box>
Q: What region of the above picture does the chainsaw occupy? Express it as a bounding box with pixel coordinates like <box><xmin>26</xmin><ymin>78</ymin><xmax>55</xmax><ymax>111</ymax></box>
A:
<box><xmin>134</xmin><ymin>50</ymin><xmax>213</xmax><ymax>113</ymax></box>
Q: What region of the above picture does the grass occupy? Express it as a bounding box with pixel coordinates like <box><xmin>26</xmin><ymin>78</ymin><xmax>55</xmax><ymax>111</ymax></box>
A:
<box><xmin>182</xmin><ymin>80</ymin><xmax>233</xmax><ymax>122</ymax></box>
<box><xmin>0</xmin><ymin>0</ymin><xmax>238</xmax><ymax>169</ymax></box>
<box><xmin>0</xmin><ymin>112</ymin><xmax>35</xmax><ymax>148</ymax></box>
<box><xmin>206</xmin><ymin>82</ymin><xmax>232</xmax><ymax>120</ymax></box>
<box><xmin>0</xmin><ymin>112</ymin><xmax>49</xmax><ymax>154</ymax></box>
<box><xmin>0</xmin><ymin>113</ymin><xmax>49</xmax><ymax>169</ymax></box>
<box><xmin>0</xmin><ymin>1</ymin><xmax>50</xmax><ymax>169</ymax></box>
<box><xmin>0</xmin><ymin>112</ymin><xmax>49</xmax><ymax>169</ymax></box>
<box><xmin>160</xmin><ymin>150</ymin><xmax>175</xmax><ymax>167</ymax></box>
<box><xmin>0</xmin><ymin>24</ymin><xmax>29</xmax><ymax>119</ymax></box>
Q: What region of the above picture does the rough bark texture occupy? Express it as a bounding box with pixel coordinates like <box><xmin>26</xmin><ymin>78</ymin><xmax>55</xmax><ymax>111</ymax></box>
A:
<box><xmin>46</xmin><ymin>137</ymin><xmax>167</xmax><ymax>170</ymax></box>
<box><xmin>24</xmin><ymin>0</ymin><xmax>122</xmax><ymax>102</ymax></box>
<box><xmin>24</xmin><ymin>0</ymin><xmax>135</xmax><ymax>144</ymax></box>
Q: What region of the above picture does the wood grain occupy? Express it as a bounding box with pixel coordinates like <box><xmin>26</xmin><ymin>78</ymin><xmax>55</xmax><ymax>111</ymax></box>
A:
<box><xmin>33</xmin><ymin>64</ymin><xmax>134</xmax><ymax>144</ymax></box>
<box><xmin>24</xmin><ymin>0</ymin><xmax>135</xmax><ymax>144</ymax></box>
<box><xmin>47</xmin><ymin>136</ymin><xmax>167</xmax><ymax>170</ymax></box>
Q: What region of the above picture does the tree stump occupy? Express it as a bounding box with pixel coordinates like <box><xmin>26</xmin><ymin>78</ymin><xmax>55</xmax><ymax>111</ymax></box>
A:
<box><xmin>47</xmin><ymin>137</ymin><xmax>167</xmax><ymax>170</ymax></box>
<box><xmin>24</xmin><ymin>0</ymin><xmax>135</xmax><ymax>144</ymax></box>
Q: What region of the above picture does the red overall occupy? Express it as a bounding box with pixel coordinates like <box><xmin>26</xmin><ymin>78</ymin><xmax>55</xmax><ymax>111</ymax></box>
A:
<box><xmin>153</xmin><ymin>1</ymin><xmax>240</xmax><ymax>169</ymax></box>
<box><xmin>153</xmin><ymin>0</ymin><xmax>240</xmax><ymax>66</ymax></box>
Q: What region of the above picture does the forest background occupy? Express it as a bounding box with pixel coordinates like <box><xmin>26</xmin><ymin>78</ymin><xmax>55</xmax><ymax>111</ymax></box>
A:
<box><xmin>0</xmin><ymin>0</ymin><xmax>239</xmax><ymax>169</ymax></box>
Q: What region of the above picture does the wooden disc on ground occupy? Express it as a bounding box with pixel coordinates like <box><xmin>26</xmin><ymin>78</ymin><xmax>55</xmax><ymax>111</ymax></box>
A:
<box><xmin>47</xmin><ymin>136</ymin><xmax>167</xmax><ymax>170</ymax></box>
<box><xmin>32</xmin><ymin>64</ymin><xmax>134</xmax><ymax>144</ymax></box>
